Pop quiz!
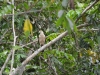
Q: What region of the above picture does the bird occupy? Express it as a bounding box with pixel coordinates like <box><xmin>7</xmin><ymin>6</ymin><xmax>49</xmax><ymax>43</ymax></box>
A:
<box><xmin>39</xmin><ymin>30</ymin><xmax>45</xmax><ymax>46</ymax></box>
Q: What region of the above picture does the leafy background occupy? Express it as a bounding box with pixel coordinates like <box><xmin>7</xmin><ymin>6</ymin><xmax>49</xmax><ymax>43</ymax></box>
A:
<box><xmin>0</xmin><ymin>0</ymin><xmax>100</xmax><ymax>75</ymax></box>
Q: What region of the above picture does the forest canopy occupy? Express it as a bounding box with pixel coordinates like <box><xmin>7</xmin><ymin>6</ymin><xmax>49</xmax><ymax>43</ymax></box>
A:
<box><xmin>0</xmin><ymin>0</ymin><xmax>100</xmax><ymax>75</ymax></box>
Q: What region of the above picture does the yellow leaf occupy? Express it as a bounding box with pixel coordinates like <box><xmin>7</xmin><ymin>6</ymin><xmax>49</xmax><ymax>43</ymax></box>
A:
<box><xmin>51</xmin><ymin>0</ymin><xmax>55</xmax><ymax>3</ymax></box>
<box><xmin>87</xmin><ymin>50</ymin><xmax>96</xmax><ymax>56</ymax></box>
<box><xmin>91</xmin><ymin>57</ymin><xmax>96</xmax><ymax>64</ymax></box>
<box><xmin>23</xmin><ymin>19</ymin><xmax>33</xmax><ymax>35</ymax></box>
<box><xmin>79</xmin><ymin>52</ymin><xmax>82</xmax><ymax>58</ymax></box>
<box><xmin>86</xmin><ymin>49</ymin><xmax>99</xmax><ymax>64</ymax></box>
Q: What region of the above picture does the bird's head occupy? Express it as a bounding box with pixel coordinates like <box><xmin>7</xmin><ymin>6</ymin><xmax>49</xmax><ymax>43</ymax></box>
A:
<box><xmin>39</xmin><ymin>30</ymin><xmax>44</xmax><ymax>34</ymax></box>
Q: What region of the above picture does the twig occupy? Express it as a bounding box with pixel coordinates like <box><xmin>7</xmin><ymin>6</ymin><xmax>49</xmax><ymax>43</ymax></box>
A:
<box><xmin>0</xmin><ymin>51</ymin><xmax>12</xmax><ymax>75</ymax></box>
<box><xmin>0</xmin><ymin>29</ymin><xmax>9</xmax><ymax>42</ymax></box>
<box><xmin>75</xmin><ymin>0</ymin><xmax>99</xmax><ymax>23</ymax></box>
<box><xmin>40</xmin><ymin>56</ymin><xmax>58</xmax><ymax>75</ymax></box>
<box><xmin>79</xmin><ymin>28</ymin><xmax>99</xmax><ymax>31</ymax></box>
<box><xmin>3</xmin><ymin>8</ymin><xmax>43</xmax><ymax>17</ymax></box>
<box><xmin>48</xmin><ymin>56</ymin><xmax>58</xmax><ymax>75</ymax></box>
<box><xmin>21</xmin><ymin>38</ymin><xmax>38</xmax><ymax>48</ymax></box>
<box><xmin>77</xmin><ymin>23</ymin><xmax>90</xmax><ymax>29</ymax></box>
<box><xmin>9</xmin><ymin>0</ymin><xmax>16</xmax><ymax>75</ymax></box>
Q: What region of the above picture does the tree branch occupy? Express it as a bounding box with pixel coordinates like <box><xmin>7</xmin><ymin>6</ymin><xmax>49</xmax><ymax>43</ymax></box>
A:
<box><xmin>0</xmin><ymin>29</ymin><xmax>9</xmax><ymax>42</ymax></box>
<box><xmin>21</xmin><ymin>38</ymin><xmax>38</xmax><ymax>48</ymax></box>
<box><xmin>40</xmin><ymin>56</ymin><xmax>58</xmax><ymax>75</ymax></box>
<box><xmin>79</xmin><ymin>28</ymin><xmax>99</xmax><ymax>31</ymax></box>
<box><xmin>9</xmin><ymin>0</ymin><xmax>16</xmax><ymax>75</ymax></box>
<box><xmin>3</xmin><ymin>8</ymin><xmax>43</xmax><ymax>17</ymax></box>
<box><xmin>75</xmin><ymin>0</ymin><xmax>99</xmax><ymax>23</ymax></box>
<box><xmin>0</xmin><ymin>51</ymin><xmax>12</xmax><ymax>75</ymax></box>
<box><xmin>77</xmin><ymin>23</ymin><xmax>90</xmax><ymax>29</ymax></box>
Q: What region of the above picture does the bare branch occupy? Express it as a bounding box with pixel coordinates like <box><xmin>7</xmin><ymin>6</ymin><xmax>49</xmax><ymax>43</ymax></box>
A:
<box><xmin>0</xmin><ymin>51</ymin><xmax>12</xmax><ymax>75</ymax></box>
<box><xmin>75</xmin><ymin>0</ymin><xmax>99</xmax><ymax>23</ymax></box>
<box><xmin>77</xmin><ymin>23</ymin><xmax>90</xmax><ymax>29</ymax></box>
<box><xmin>9</xmin><ymin>0</ymin><xmax>17</xmax><ymax>75</ymax></box>
<box><xmin>21</xmin><ymin>38</ymin><xmax>38</xmax><ymax>48</ymax></box>
<box><xmin>48</xmin><ymin>57</ymin><xmax>58</xmax><ymax>75</ymax></box>
<box><xmin>3</xmin><ymin>9</ymin><xmax>43</xmax><ymax>17</ymax></box>
<box><xmin>40</xmin><ymin>56</ymin><xmax>58</xmax><ymax>75</ymax></box>
<box><xmin>79</xmin><ymin>28</ymin><xmax>99</xmax><ymax>31</ymax></box>
<box><xmin>0</xmin><ymin>29</ymin><xmax>9</xmax><ymax>42</ymax></box>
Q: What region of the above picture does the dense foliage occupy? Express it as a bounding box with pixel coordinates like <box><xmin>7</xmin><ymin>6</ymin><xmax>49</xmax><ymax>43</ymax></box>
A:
<box><xmin>0</xmin><ymin>0</ymin><xmax>100</xmax><ymax>75</ymax></box>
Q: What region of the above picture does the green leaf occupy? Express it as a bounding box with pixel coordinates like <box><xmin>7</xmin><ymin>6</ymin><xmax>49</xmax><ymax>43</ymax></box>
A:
<box><xmin>62</xmin><ymin>0</ymin><xmax>68</xmax><ymax>8</ymax></box>
<box><xmin>24</xmin><ymin>31</ymin><xmax>30</xmax><ymax>38</ymax></box>
<box><xmin>66</xmin><ymin>16</ymin><xmax>74</xmax><ymax>31</ymax></box>
<box><xmin>64</xmin><ymin>53</ymin><xmax>76</xmax><ymax>67</ymax></box>
<box><xmin>23</xmin><ymin>2</ymin><xmax>29</xmax><ymax>10</ymax></box>
<box><xmin>0</xmin><ymin>4</ymin><xmax>14</xmax><ymax>19</ymax></box>
<box><xmin>63</xmin><ymin>17</ymin><xmax>71</xmax><ymax>32</ymax></box>
<box><xmin>58</xmin><ymin>10</ymin><xmax>64</xmax><ymax>18</ymax></box>
<box><xmin>13</xmin><ymin>45</ymin><xmax>21</xmax><ymax>50</ymax></box>
<box><xmin>47</xmin><ymin>33</ymin><xmax>58</xmax><ymax>41</ymax></box>
<box><xmin>0</xmin><ymin>51</ymin><xmax>8</xmax><ymax>56</ymax></box>
<box><xmin>56</xmin><ymin>14</ymin><xmax>64</xmax><ymax>27</ymax></box>
<box><xmin>73</xmin><ymin>24</ymin><xmax>78</xmax><ymax>33</ymax></box>
<box><xmin>52</xmin><ymin>57</ymin><xmax>62</xmax><ymax>65</ymax></box>
<box><xmin>5</xmin><ymin>68</ymin><xmax>9</xmax><ymax>74</ymax></box>
<box><xmin>75</xmin><ymin>9</ymin><xmax>82</xmax><ymax>15</ymax></box>
<box><xmin>16</xmin><ymin>54</ymin><xmax>26</xmax><ymax>61</ymax></box>
<box><xmin>77</xmin><ymin>2</ymin><xmax>85</xmax><ymax>8</ymax></box>
<box><xmin>97</xmin><ymin>36</ymin><xmax>100</xmax><ymax>45</ymax></box>
<box><xmin>66</xmin><ymin>10</ymin><xmax>77</xmax><ymax>19</ymax></box>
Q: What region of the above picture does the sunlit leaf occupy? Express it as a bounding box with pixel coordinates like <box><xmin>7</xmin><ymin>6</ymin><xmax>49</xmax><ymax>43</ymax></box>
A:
<box><xmin>66</xmin><ymin>16</ymin><xmax>74</xmax><ymax>31</ymax></box>
<box><xmin>62</xmin><ymin>0</ymin><xmax>68</xmax><ymax>8</ymax></box>
<box><xmin>56</xmin><ymin>14</ymin><xmax>64</xmax><ymax>27</ymax></box>
<box><xmin>47</xmin><ymin>33</ymin><xmax>58</xmax><ymax>41</ymax></box>
<box><xmin>58</xmin><ymin>10</ymin><xmax>64</xmax><ymax>18</ymax></box>
<box><xmin>13</xmin><ymin>45</ymin><xmax>21</xmax><ymax>50</ymax></box>
<box><xmin>97</xmin><ymin>36</ymin><xmax>100</xmax><ymax>45</ymax></box>
<box><xmin>77</xmin><ymin>2</ymin><xmax>85</xmax><ymax>8</ymax></box>
<box><xmin>23</xmin><ymin>2</ymin><xmax>29</xmax><ymax>10</ymax></box>
<box><xmin>51</xmin><ymin>0</ymin><xmax>55</xmax><ymax>3</ymax></box>
<box><xmin>23</xmin><ymin>19</ymin><xmax>33</xmax><ymax>36</ymax></box>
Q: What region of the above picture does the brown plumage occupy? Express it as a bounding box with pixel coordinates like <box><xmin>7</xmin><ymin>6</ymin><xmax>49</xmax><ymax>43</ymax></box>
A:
<box><xmin>39</xmin><ymin>30</ymin><xmax>45</xmax><ymax>46</ymax></box>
